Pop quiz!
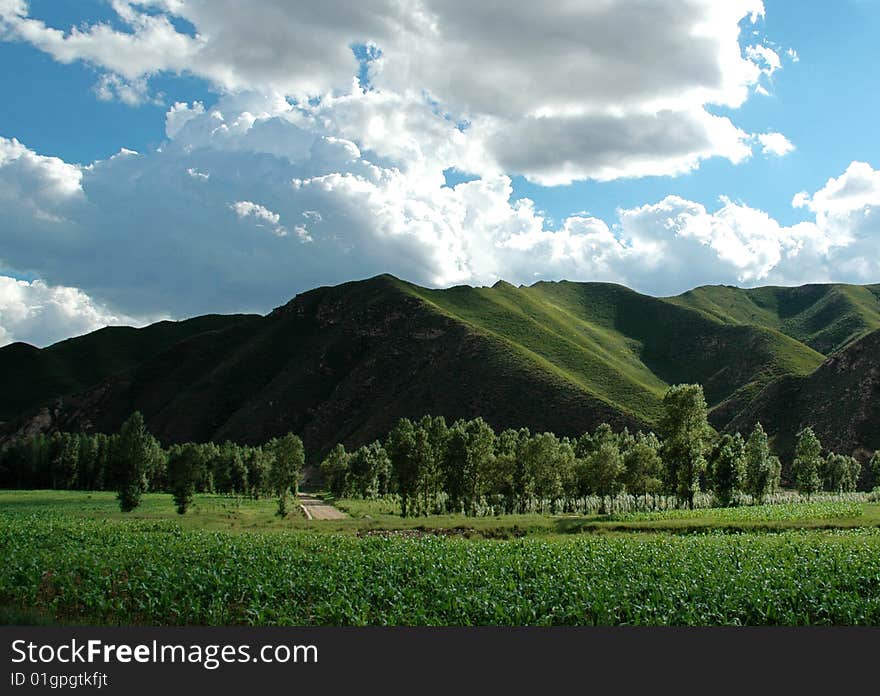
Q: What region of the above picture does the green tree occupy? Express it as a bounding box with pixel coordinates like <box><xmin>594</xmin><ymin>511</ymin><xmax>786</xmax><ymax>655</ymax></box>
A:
<box><xmin>622</xmin><ymin>432</ymin><xmax>664</xmax><ymax>503</ymax></box>
<box><xmin>574</xmin><ymin>431</ymin><xmax>594</xmax><ymax>460</ymax></box>
<box><xmin>871</xmin><ymin>451</ymin><xmax>880</xmax><ymax>490</ymax></box>
<box><xmin>421</xmin><ymin>415</ymin><xmax>450</xmax><ymax>468</ymax></box>
<box><xmin>744</xmin><ymin>423</ymin><xmax>773</xmax><ymax>504</ymax></box>
<box><xmin>144</xmin><ymin>436</ymin><xmax>167</xmax><ymax>492</ymax></box>
<box><xmin>493</xmin><ymin>428</ymin><xmax>526</xmax><ymax>512</ymax></box>
<box><xmin>227</xmin><ymin>448</ymin><xmax>248</xmax><ymax>495</ymax></box>
<box><xmin>25</xmin><ymin>433</ymin><xmax>50</xmax><ymax>489</ymax></box>
<box><xmin>113</xmin><ymin>412</ymin><xmax>153</xmax><ymax>512</ymax></box>
<box><xmin>478</xmin><ymin>445</ymin><xmax>516</xmax><ymax>512</ymax></box>
<box><xmin>211</xmin><ymin>443</ymin><xmax>233</xmax><ymax>494</ymax></box>
<box><xmin>369</xmin><ymin>442</ymin><xmax>393</xmax><ymax>497</ymax></box>
<box><xmin>167</xmin><ymin>443</ymin><xmax>200</xmax><ymax>514</ymax></box>
<box><xmin>320</xmin><ymin>444</ymin><xmax>350</xmax><ymax>498</ymax></box>
<box><xmin>348</xmin><ymin>445</ymin><xmax>375</xmax><ymax>498</ymax></box>
<box><xmin>412</xmin><ymin>426</ymin><xmax>441</xmax><ymax>516</ymax></box>
<box><xmin>768</xmin><ymin>455</ymin><xmax>782</xmax><ymax>493</ymax></box>
<box><xmin>53</xmin><ymin>432</ymin><xmax>80</xmax><ymax>490</ymax></box>
<box><xmin>846</xmin><ymin>456</ymin><xmax>861</xmax><ymax>492</ymax></box>
<box><xmin>792</xmin><ymin>427</ymin><xmax>822</xmax><ymax>498</ymax></box>
<box><xmin>583</xmin><ymin>437</ymin><xmax>625</xmax><ymax>514</ymax></box>
<box><xmin>93</xmin><ymin>433</ymin><xmax>112</xmax><ymax>490</ymax></box>
<box><xmin>269</xmin><ymin>433</ymin><xmax>304</xmax><ymax>516</ymax></box>
<box><xmin>659</xmin><ymin>384</ymin><xmax>711</xmax><ymax>508</ymax></box>
<box><xmin>245</xmin><ymin>447</ymin><xmax>271</xmax><ymax>498</ymax></box>
<box><xmin>442</xmin><ymin>423</ymin><xmax>468</xmax><ymax>512</ymax></box>
<box><xmin>523</xmin><ymin>433</ymin><xmax>564</xmax><ymax>508</ymax></box>
<box><xmin>459</xmin><ymin>418</ymin><xmax>496</xmax><ymax>515</ymax></box>
<box><xmin>710</xmin><ymin>433</ymin><xmax>746</xmax><ymax>507</ymax></box>
<box><xmin>76</xmin><ymin>434</ymin><xmax>99</xmax><ymax>490</ymax></box>
<box><xmin>822</xmin><ymin>453</ymin><xmax>860</xmax><ymax>492</ymax></box>
<box><xmin>386</xmin><ymin>418</ymin><xmax>419</xmax><ymax>517</ymax></box>
<box><xmin>557</xmin><ymin>437</ymin><xmax>579</xmax><ymax>506</ymax></box>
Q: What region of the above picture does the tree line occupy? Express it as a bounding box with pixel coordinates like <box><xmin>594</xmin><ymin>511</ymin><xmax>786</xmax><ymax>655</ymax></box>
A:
<box><xmin>0</xmin><ymin>412</ymin><xmax>304</xmax><ymax>516</ymax></box>
<box><xmin>322</xmin><ymin>384</ymin><xmax>879</xmax><ymax>516</ymax></box>
<box><xmin>1</xmin><ymin>384</ymin><xmax>878</xmax><ymax>518</ymax></box>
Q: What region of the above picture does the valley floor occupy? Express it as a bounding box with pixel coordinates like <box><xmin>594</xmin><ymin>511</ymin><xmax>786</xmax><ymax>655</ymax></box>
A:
<box><xmin>2</xmin><ymin>490</ymin><xmax>880</xmax><ymax>625</ymax></box>
<box><xmin>2</xmin><ymin>490</ymin><xmax>878</xmax><ymax>536</ymax></box>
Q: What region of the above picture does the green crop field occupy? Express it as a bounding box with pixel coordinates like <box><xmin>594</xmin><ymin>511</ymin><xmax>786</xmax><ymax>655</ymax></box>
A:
<box><xmin>2</xmin><ymin>513</ymin><xmax>880</xmax><ymax>625</ymax></box>
<box><xmin>606</xmin><ymin>501</ymin><xmax>865</xmax><ymax>522</ymax></box>
<box><xmin>2</xmin><ymin>491</ymin><xmax>880</xmax><ymax>626</ymax></box>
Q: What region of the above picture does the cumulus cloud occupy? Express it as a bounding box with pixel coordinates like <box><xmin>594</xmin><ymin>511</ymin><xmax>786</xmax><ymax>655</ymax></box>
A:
<box><xmin>479</xmin><ymin>109</ymin><xmax>753</xmax><ymax>186</ymax></box>
<box><xmin>2</xmin><ymin>0</ymin><xmax>857</xmax><ymax>349</ymax></box>
<box><xmin>1</xmin><ymin>0</ymin><xmax>786</xmax><ymax>183</ymax></box>
<box><xmin>757</xmin><ymin>131</ymin><xmax>795</xmax><ymax>157</ymax></box>
<box><xmin>230</xmin><ymin>200</ymin><xmax>288</xmax><ymax>237</ymax></box>
<box><xmin>0</xmin><ymin>276</ymin><xmax>143</xmax><ymax>347</ymax></box>
<box><xmin>787</xmin><ymin>162</ymin><xmax>880</xmax><ymax>282</ymax></box>
<box><xmin>794</xmin><ymin>161</ymin><xmax>880</xmax><ymax>215</ymax></box>
<box><xmin>1</xmin><ymin>109</ymin><xmax>879</xmax><ymax>342</ymax></box>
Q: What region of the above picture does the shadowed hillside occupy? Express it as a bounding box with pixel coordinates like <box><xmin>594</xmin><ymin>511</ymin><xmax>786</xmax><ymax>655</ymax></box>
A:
<box><xmin>0</xmin><ymin>314</ymin><xmax>259</xmax><ymax>422</ymax></box>
<box><xmin>726</xmin><ymin>328</ymin><xmax>880</xmax><ymax>463</ymax></box>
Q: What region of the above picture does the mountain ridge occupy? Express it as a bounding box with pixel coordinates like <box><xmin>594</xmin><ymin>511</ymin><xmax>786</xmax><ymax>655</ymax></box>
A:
<box><xmin>2</xmin><ymin>274</ymin><xmax>878</xmax><ymax>460</ymax></box>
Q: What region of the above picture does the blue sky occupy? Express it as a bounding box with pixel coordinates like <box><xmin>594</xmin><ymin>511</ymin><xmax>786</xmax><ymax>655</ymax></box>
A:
<box><xmin>2</xmin><ymin>1</ymin><xmax>880</xmax><ymax>346</ymax></box>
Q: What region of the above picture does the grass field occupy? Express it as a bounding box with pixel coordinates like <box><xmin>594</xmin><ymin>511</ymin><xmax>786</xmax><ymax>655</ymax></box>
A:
<box><xmin>3</xmin><ymin>490</ymin><xmax>880</xmax><ymax>626</ymax></box>
<box><xmin>4</xmin><ymin>490</ymin><xmax>880</xmax><ymax>536</ymax></box>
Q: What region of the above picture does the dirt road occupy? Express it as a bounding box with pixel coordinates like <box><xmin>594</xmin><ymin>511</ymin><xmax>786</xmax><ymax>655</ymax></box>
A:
<box><xmin>298</xmin><ymin>495</ymin><xmax>347</xmax><ymax>520</ymax></box>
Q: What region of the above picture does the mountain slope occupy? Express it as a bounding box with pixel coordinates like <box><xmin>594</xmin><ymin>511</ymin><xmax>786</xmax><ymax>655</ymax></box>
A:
<box><xmin>405</xmin><ymin>278</ymin><xmax>823</xmax><ymax>424</ymax></box>
<box><xmin>2</xmin><ymin>275</ymin><xmax>842</xmax><ymax>459</ymax></box>
<box><xmin>670</xmin><ymin>283</ymin><xmax>880</xmax><ymax>354</ymax></box>
<box><xmin>0</xmin><ymin>314</ymin><xmax>260</xmax><ymax>422</ymax></box>
<box><xmin>9</xmin><ymin>276</ymin><xmax>639</xmax><ymax>455</ymax></box>
<box><xmin>726</xmin><ymin>328</ymin><xmax>880</xmax><ymax>462</ymax></box>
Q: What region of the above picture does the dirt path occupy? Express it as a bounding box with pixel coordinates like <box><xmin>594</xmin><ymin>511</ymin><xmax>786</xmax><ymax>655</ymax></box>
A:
<box><xmin>298</xmin><ymin>495</ymin><xmax>347</xmax><ymax>520</ymax></box>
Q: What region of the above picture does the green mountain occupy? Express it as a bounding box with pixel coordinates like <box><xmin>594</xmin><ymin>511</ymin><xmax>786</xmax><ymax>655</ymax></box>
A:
<box><xmin>404</xmin><ymin>279</ymin><xmax>822</xmax><ymax>425</ymax></box>
<box><xmin>670</xmin><ymin>283</ymin><xmax>880</xmax><ymax>354</ymax></box>
<box><xmin>1</xmin><ymin>275</ymin><xmax>876</xmax><ymax>459</ymax></box>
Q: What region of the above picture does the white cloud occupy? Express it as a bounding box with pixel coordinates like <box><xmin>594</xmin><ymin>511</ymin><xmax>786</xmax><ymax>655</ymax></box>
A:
<box><xmin>93</xmin><ymin>73</ymin><xmax>158</xmax><ymax>106</ymax></box>
<box><xmin>794</xmin><ymin>161</ymin><xmax>880</xmax><ymax>215</ymax></box>
<box><xmin>230</xmin><ymin>200</ymin><xmax>288</xmax><ymax>237</ymax></box>
<box><xmin>745</xmin><ymin>43</ymin><xmax>782</xmax><ymax>76</ymax></box>
<box><xmin>1</xmin><ymin>0</ymin><xmax>785</xmax><ymax>183</ymax></box>
<box><xmin>477</xmin><ymin>109</ymin><xmax>753</xmax><ymax>186</ymax></box>
<box><xmin>0</xmin><ymin>276</ymin><xmax>144</xmax><ymax>347</ymax></box>
<box><xmin>166</xmin><ymin>101</ymin><xmax>205</xmax><ymax>138</ymax></box>
<box><xmin>757</xmin><ymin>131</ymin><xmax>795</xmax><ymax>157</ymax></box>
<box><xmin>2</xmin><ymin>118</ymin><xmax>880</xmax><ymax>344</ymax></box>
<box><xmin>1</xmin><ymin>2</ymin><xmax>857</xmax><ymax>347</ymax></box>
<box><xmin>786</xmin><ymin>162</ymin><xmax>880</xmax><ymax>283</ymax></box>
